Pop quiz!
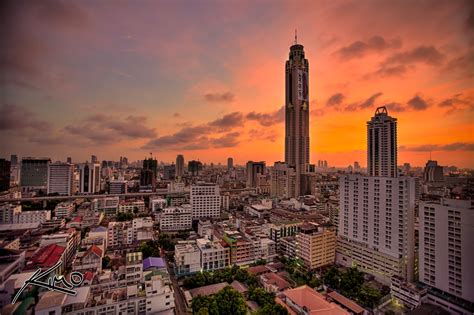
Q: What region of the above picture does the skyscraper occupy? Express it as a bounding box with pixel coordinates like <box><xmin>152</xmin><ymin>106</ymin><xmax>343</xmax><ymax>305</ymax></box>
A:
<box><xmin>367</xmin><ymin>106</ymin><xmax>397</xmax><ymax>177</ymax></box>
<box><xmin>78</xmin><ymin>162</ymin><xmax>101</xmax><ymax>193</ymax></box>
<box><xmin>176</xmin><ymin>154</ymin><xmax>184</xmax><ymax>178</ymax></box>
<box><xmin>188</xmin><ymin>160</ymin><xmax>202</xmax><ymax>176</ymax></box>
<box><xmin>47</xmin><ymin>162</ymin><xmax>74</xmax><ymax>196</ymax></box>
<box><xmin>423</xmin><ymin>160</ymin><xmax>444</xmax><ymax>182</ymax></box>
<box><xmin>246</xmin><ymin>161</ymin><xmax>266</xmax><ymax>188</ymax></box>
<box><xmin>140</xmin><ymin>158</ymin><xmax>158</xmax><ymax>191</ymax></box>
<box><xmin>285</xmin><ymin>36</ymin><xmax>310</xmax><ymax>196</ymax></box>
<box><xmin>20</xmin><ymin>157</ymin><xmax>51</xmax><ymax>193</ymax></box>
<box><xmin>227</xmin><ymin>157</ymin><xmax>233</xmax><ymax>170</ymax></box>
<box><xmin>0</xmin><ymin>159</ymin><xmax>11</xmax><ymax>192</ymax></box>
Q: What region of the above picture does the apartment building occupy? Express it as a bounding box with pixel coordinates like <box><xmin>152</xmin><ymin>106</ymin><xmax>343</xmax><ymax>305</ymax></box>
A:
<box><xmin>196</xmin><ymin>238</ymin><xmax>230</xmax><ymax>272</ymax></box>
<box><xmin>159</xmin><ymin>205</ymin><xmax>192</xmax><ymax>232</ymax></box>
<box><xmin>296</xmin><ymin>223</ymin><xmax>336</xmax><ymax>270</ymax></box>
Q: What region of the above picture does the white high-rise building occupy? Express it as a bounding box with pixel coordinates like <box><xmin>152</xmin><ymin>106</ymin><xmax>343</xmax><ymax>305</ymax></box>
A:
<box><xmin>419</xmin><ymin>198</ymin><xmax>474</xmax><ymax>303</ymax></box>
<box><xmin>337</xmin><ymin>107</ymin><xmax>415</xmax><ymax>284</ymax></box>
<box><xmin>367</xmin><ymin>107</ymin><xmax>397</xmax><ymax>178</ymax></box>
<box><xmin>190</xmin><ymin>184</ymin><xmax>221</xmax><ymax>219</ymax></box>
<box><xmin>337</xmin><ymin>174</ymin><xmax>416</xmax><ymax>283</ymax></box>
<box><xmin>47</xmin><ymin>162</ymin><xmax>74</xmax><ymax>196</ymax></box>
<box><xmin>78</xmin><ymin>162</ymin><xmax>101</xmax><ymax>194</ymax></box>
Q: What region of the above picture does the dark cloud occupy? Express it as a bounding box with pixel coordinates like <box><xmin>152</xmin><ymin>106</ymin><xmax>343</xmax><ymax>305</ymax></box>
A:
<box><xmin>203</xmin><ymin>92</ymin><xmax>235</xmax><ymax>102</ymax></box>
<box><xmin>64</xmin><ymin>114</ymin><xmax>156</xmax><ymax>144</ymax></box>
<box><xmin>407</xmin><ymin>95</ymin><xmax>430</xmax><ymax>110</ymax></box>
<box><xmin>336</xmin><ymin>35</ymin><xmax>401</xmax><ymax>60</ymax></box>
<box><xmin>444</xmin><ymin>50</ymin><xmax>474</xmax><ymax>79</ymax></box>
<box><xmin>173</xmin><ymin>113</ymin><xmax>180</xmax><ymax>117</ymax></box>
<box><xmin>367</xmin><ymin>46</ymin><xmax>446</xmax><ymax>78</ymax></box>
<box><xmin>400</xmin><ymin>142</ymin><xmax>474</xmax><ymax>152</ymax></box>
<box><xmin>438</xmin><ymin>93</ymin><xmax>474</xmax><ymax>113</ymax></box>
<box><xmin>0</xmin><ymin>104</ymin><xmax>52</xmax><ymax>132</ymax></box>
<box><xmin>345</xmin><ymin>92</ymin><xmax>383</xmax><ymax>111</ymax></box>
<box><xmin>209</xmin><ymin>112</ymin><xmax>244</xmax><ymax>129</ymax></box>
<box><xmin>248</xmin><ymin>129</ymin><xmax>278</xmax><ymax>142</ymax></box>
<box><xmin>383</xmin><ymin>102</ymin><xmax>406</xmax><ymax>112</ymax></box>
<box><xmin>246</xmin><ymin>106</ymin><xmax>284</xmax><ymax>126</ymax></box>
<box><xmin>326</xmin><ymin>93</ymin><xmax>345</xmax><ymax>107</ymax></box>
<box><xmin>211</xmin><ymin>132</ymin><xmax>240</xmax><ymax>148</ymax></box>
<box><xmin>310</xmin><ymin>109</ymin><xmax>325</xmax><ymax>117</ymax></box>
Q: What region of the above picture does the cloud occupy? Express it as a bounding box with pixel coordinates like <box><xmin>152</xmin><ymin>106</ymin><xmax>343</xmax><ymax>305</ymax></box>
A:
<box><xmin>246</xmin><ymin>106</ymin><xmax>284</xmax><ymax>126</ymax></box>
<box><xmin>326</xmin><ymin>93</ymin><xmax>345</xmax><ymax>107</ymax></box>
<box><xmin>209</xmin><ymin>112</ymin><xmax>244</xmax><ymax>129</ymax></box>
<box><xmin>384</xmin><ymin>102</ymin><xmax>406</xmax><ymax>112</ymax></box>
<box><xmin>438</xmin><ymin>93</ymin><xmax>474</xmax><ymax>113</ymax></box>
<box><xmin>248</xmin><ymin>129</ymin><xmax>278</xmax><ymax>142</ymax></box>
<box><xmin>310</xmin><ymin>108</ymin><xmax>325</xmax><ymax>117</ymax></box>
<box><xmin>400</xmin><ymin>142</ymin><xmax>474</xmax><ymax>152</ymax></box>
<box><xmin>173</xmin><ymin>112</ymin><xmax>180</xmax><ymax>117</ymax></box>
<box><xmin>367</xmin><ymin>46</ymin><xmax>446</xmax><ymax>78</ymax></box>
<box><xmin>344</xmin><ymin>92</ymin><xmax>383</xmax><ymax>111</ymax></box>
<box><xmin>443</xmin><ymin>50</ymin><xmax>474</xmax><ymax>79</ymax></box>
<box><xmin>203</xmin><ymin>92</ymin><xmax>235</xmax><ymax>102</ymax></box>
<box><xmin>407</xmin><ymin>94</ymin><xmax>430</xmax><ymax>110</ymax></box>
<box><xmin>0</xmin><ymin>104</ymin><xmax>52</xmax><ymax>132</ymax></box>
<box><xmin>211</xmin><ymin>132</ymin><xmax>240</xmax><ymax>148</ymax></box>
<box><xmin>64</xmin><ymin>114</ymin><xmax>156</xmax><ymax>144</ymax></box>
<box><xmin>336</xmin><ymin>35</ymin><xmax>401</xmax><ymax>60</ymax></box>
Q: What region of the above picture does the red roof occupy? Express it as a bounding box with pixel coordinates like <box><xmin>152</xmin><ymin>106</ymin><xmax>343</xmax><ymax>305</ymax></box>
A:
<box><xmin>83</xmin><ymin>271</ymin><xmax>94</xmax><ymax>281</ymax></box>
<box><xmin>28</xmin><ymin>244</ymin><xmax>65</xmax><ymax>269</ymax></box>
<box><xmin>72</xmin><ymin>216</ymin><xmax>83</xmax><ymax>222</ymax></box>
<box><xmin>87</xmin><ymin>245</ymin><xmax>102</xmax><ymax>257</ymax></box>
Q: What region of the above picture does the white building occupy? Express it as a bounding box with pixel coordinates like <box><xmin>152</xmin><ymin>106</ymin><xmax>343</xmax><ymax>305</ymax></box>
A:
<box><xmin>174</xmin><ymin>242</ymin><xmax>201</xmax><ymax>276</ymax></box>
<box><xmin>119</xmin><ymin>200</ymin><xmax>145</xmax><ymax>213</ymax></box>
<box><xmin>132</xmin><ymin>217</ymin><xmax>154</xmax><ymax>241</ymax></box>
<box><xmin>367</xmin><ymin>106</ymin><xmax>397</xmax><ymax>178</ymax></box>
<box><xmin>14</xmin><ymin>210</ymin><xmax>51</xmax><ymax>224</ymax></box>
<box><xmin>159</xmin><ymin>205</ymin><xmax>192</xmax><ymax>232</ymax></box>
<box><xmin>47</xmin><ymin>162</ymin><xmax>74</xmax><ymax>196</ymax></box>
<box><xmin>78</xmin><ymin>162</ymin><xmax>101</xmax><ymax>194</ymax></box>
<box><xmin>337</xmin><ymin>174</ymin><xmax>415</xmax><ymax>283</ymax></box>
<box><xmin>0</xmin><ymin>204</ymin><xmax>21</xmax><ymax>224</ymax></box>
<box><xmin>54</xmin><ymin>202</ymin><xmax>74</xmax><ymax>218</ymax></box>
<box><xmin>93</xmin><ymin>196</ymin><xmax>119</xmax><ymax>217</ymax></box>
<box><xmin>196</xmin><ymin>238</ymin><xmax>230</xmax><ymax>272</ymax></box>
<box><xmin>419</xmin><ymin>198</ymin><xmax>474</xmax><ymax>303</ymax></box>
<box><xmin>150</xmin><ymin>197</ymin><xmax>167</xmax><ymax>212</ymax></box>
<box><xmin>190</xmin><ymin>184</ymin><xmax>221</xmax><ymax>219</ymax></box>
<box><xmin>107</xmin><ymin>221</ymin><xmax>133</xmax><ymax>247</ymax></box>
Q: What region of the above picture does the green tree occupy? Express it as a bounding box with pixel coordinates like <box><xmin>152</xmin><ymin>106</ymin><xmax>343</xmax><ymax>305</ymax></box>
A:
<box><xmin>323</xmin><ymin>266</ymin><xmax>341</xmax><ymax>289</ymax></box>
<box><xmin>191</xmin><ymin>295</ymin><xmax>218</xmax><ymax>315</ymax></box>
<box><xmin>356</xmin><ymin>284</ymin><xmax>382</xmax><ymax>308</ymax></box>
<box><xmin>255</xmin><ymin>303</ymin><xmax>289</xmax><ymax>315</ymax></box>
<box><xmin>339</xmin><ymin>267</ymin><xmax>364</xmax><ymax>296</ymax></box>
<box><xmin>214</xmin><ymin>286</ymin><xmax>247</xmax><ymax>315</ymax></box>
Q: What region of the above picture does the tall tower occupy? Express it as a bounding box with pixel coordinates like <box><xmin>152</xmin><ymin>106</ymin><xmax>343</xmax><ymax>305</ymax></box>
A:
<box><xmin>285</xmin><ymin>34</ymin><xmax>310</xmax><ymax>196</ymax></box>
<box><xmin>176</xmin><ymin>154</ymin><xmax>184</xmax><ymax>178</ymax></box>
<box><xmin>367</xmin><ymin>106</ymin><xmax>397</xmax><ymax>177</ymax></box>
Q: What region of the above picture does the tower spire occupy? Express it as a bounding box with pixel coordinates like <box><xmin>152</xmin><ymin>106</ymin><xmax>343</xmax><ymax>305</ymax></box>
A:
<box><xmin>294</xmin><ymin>29</ymin><xmax>297</xmax><ymax>44</ymax></box>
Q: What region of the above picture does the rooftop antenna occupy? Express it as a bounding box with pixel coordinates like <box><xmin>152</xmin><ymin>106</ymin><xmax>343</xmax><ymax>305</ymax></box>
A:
<box><xmin>294</xmin><ymin>29</ymin><xmax>298</xmax><ymax>44</ymax></box>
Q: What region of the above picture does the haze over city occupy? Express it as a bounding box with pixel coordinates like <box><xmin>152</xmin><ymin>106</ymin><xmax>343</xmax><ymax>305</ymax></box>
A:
<box><xmin>1</xmin><ymin>0</ymin><xmax>473</xmax><ymax>167</ymax></box>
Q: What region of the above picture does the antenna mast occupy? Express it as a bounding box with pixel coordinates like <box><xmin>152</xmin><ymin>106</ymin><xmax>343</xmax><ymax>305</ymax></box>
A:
<box><xmin>294</xmin><ymin>29</ymin><xmax>298</xmax><ymax>44</ymax></box>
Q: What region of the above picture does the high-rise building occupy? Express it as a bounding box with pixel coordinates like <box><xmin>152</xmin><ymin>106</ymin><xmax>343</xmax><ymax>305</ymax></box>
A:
<box><xmin>10</xmin><ymin>155</ymin><xmax>18</xmax><ymax>165</ymax></box>
<box><xmin>0</xmin><ymin>159</ymin><xmax>11</xmax><ymax>192</ymax></box>
<box><xmin>47</xmin><ymin>162</ymin><xmax>74</xmax><ymax>196</ymax></box>
<box><xmin>140</xmin><ymin>158</ymin><xmax>157</xmax><ymax>191</ymax></box>
<box><xmin>423</xmin><ymin>160</ymin><xmax>444</xmax><ymax>183</ymax></box>
<box><xmin>337</xmin><ymin>108</ymin><xmax>415</xmax><ymax>284</ymax></box>
<box><xmin>163</xmin><ymin>164</ymin><xmax>176</xmax><ymax>180</ymax></box>
<box><xmin>91</xmin><ymin>155</ymin><xmax>98</xmax><ymax>164</ymax></box>
<box><xmin>285</xmin><ymin>36</ymin><xmax>310</xmax><ymax>197</ymax></box>
<box><xmin>367</xmin><ymin>106</ymin><xmax>397</xmax><ymax>177</ymax></box>
<box><xmin>78</xmin><ymin>162</ymin><xmax>101</xmax><ymax>194</ymax></box>
<box><xmin>20</xmin><ymin>157</ymin><xmax>51</xmax><ymax>192</ymax></box>
<box><xmin>66</xmin><ymin>157</ymin><xmax>72</xmax><ymax>164</ymax></box>
<box><xmin>190</xmin><ymin>184</ymin><xmax>221</xmax><ymax>219</ymax></box>
<box><xmin>419</xmin><ymin>198</ymin><xmax>473</xmax><ymax>303</ymax></box>
<box><xmin>188</xmin><ymin>160</ymin><xmax>203</xmax><ymax>176</ymax></box>
<box><xmin>246</xmin><ymin>161</ymin><xmax>266</xmax><ymax>188</ymax></box>
<box><xmin>354</xmin><ymin>161</ymin><xmax>360</xmax><ymax>170</ymax></box>
<box><xmin>270</xmin><ymin>162</ymin><xmax>296</xmax><ymax>199</ymax></box>
<box><xmin>227</xmin><ymin>157</ymin><xmax>233</xmax><ymax>170</ymax></box>
<box><xmin>176</xmin><ymin>155</ymin><xmax>184</xmax><ymax>178</ymax></box>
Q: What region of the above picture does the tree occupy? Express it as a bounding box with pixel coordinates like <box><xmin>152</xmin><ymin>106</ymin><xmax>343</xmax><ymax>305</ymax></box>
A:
<box><xmin>191</xmin><ymin>295</ymin><xmax>218</xmax><ymax>315</ymax></box>
<box><xmin>356</xmin><ymin>284</ymin><xmax>382</xmax><ymax>308</ymax></box>
<box><xmin>138</xmin><ymin>240</ymin><xmax>160</xmax><ymax>258</ymax></box>
<box><xmin>323</xmin><ymin>266</ymin><xmax>341</xmax><ymax>289</ymax></box>
<box><xmin>339</xmin><ymin>267</ymin><xmax>364</xmax><ymax>296</ymax></box>
<box><xmin>256</xmin><ymin>303</ymin><xmax>289</xmax><ymax>315</ymax></box>
<box><xmin>102</xmin><ymin>256</ymin><xmax>111</xmax><ymax>269</ymax></box>
<box><xmin>117</xmin><ymin>212</ymin><xmax>133</xmax><ymax>221</ymax></box>
<box><xmin>214</xmin><ymin>286</ymin><xmax>247</xmax><ymax>315</ymax></box>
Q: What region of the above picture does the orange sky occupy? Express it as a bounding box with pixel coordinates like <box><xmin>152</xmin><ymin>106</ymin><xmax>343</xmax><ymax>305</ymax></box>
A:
<box><xmin>1</xmin><ymin>0</ymin><xmax>473</xmax><ymax>167</ymax></box>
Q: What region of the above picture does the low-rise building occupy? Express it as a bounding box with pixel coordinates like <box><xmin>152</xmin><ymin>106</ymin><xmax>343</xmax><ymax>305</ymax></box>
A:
<box><xmin>159</xmin><ymin>205</ymin><xmax>192</xmax><ymax>232</ymax></box>
<box><xmin>54</xmin><ymin>202</ymin><xmax>75</xmax><ymax>218</ymax></box>
<box><xmin>174</xmin><ymin>242</ymin><xmax>201</xmax><ymax>277</ymax></box>
<box><xmin>14</xmin><ymin>210</ymin><xmax>51</xmax><ymax>224</ymax></box>
<box><xmin>296</xmin><ymin>223</ymin><xmax>336</xmax><ymax>270</ymax></box>
<box><xmin>196</xmin><ymin>238</ymin><xmax>230</xmax><ymax>272</ymax></box>
<box><xmin>390</xmin><ymin>276</ymin><xmax>427</xmax><ymax>310</ymax></box>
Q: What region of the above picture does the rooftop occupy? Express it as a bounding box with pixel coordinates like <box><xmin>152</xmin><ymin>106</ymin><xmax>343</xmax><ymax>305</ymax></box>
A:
<box><xmin>281</xmin><ymin>285</ymin><xmax>349</xmax><ymax>315</ymax></box>
<box><xmin>143</xmin><ymin>257</ymin><xmax>166</xmax><ymax>270</ymax></box>
<box><xmin>189</xmin><ymin>282</ymin><xmax>229</xmax><ymax>298</ymax></box>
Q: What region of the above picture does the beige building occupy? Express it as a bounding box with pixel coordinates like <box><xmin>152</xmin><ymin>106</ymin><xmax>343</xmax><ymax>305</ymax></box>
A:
<box><xmin>296</xmin><ymin>223</ymin><xmax>336</xmax><ymax>270</ymax></box>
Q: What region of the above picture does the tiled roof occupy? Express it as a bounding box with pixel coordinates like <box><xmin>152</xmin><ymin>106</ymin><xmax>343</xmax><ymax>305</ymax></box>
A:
<box><xmin>29</xmin><ymin>244</ymin><xmax>65</xmax><ymax>269</ymax></box>
<box><xmin>282</xmin><ymin>285</ymin><xmax>349</xmax><ymax>315</ymax></box>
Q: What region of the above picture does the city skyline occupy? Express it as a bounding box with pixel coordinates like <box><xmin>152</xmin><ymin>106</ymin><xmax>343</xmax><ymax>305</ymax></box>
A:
<box><xmin>1</xmin><ymin>0</ymin><xmax>473</xmax><ymax>168</ymax></box>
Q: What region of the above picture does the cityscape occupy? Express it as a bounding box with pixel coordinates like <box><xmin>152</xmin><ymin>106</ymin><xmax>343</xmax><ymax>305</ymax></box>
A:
<box><xmin>1</xmin><ymin>1</ymin><xmax>473</xmax><ymax>315</ymax></box>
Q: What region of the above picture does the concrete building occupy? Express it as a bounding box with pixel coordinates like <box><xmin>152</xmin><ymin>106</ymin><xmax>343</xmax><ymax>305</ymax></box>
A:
<box><xmin>92</xmin><ymin>196</ymin><xmax>119</xmax><ymax>217</ymax></box>
<box><xmin>0</xmin><ymin>204</ymin><xmax>21</xmax><ymax>224</ymax></box>
<box><xmin>47</xmin><ymin>162</ymin><xmax>74</xmax><ymax>196</ymax></box>
<box><xmin>423</xmin><ymin>160</ymin><xmax>444</xmax><ymax>183</ymax></box>
<box><xmin>119</xmin><ymin>199</ymin><xmax>145</xmax><ymax>213</ymax></box>
<box><xmin>150</xmin><ymin>197</ymin><xmax>167</xmax><ymax>212</ymax></box>
<box><xmin>296</xmin><ymin>223</ymin><xmax>336</xmax><ymax>270</ymax></box>
<box><xmin>337</xmin><ymin>174</ymin><xmax>416</xmax><ymax>283</ymax></box>
<box><xmin>54</xmin><ymin>202</ymin><xmax>74</xmax><ymax>218</ymax></box>
<box><xmin>108</xmin><ymin>179</ymin><xmax>127</xmax><ymax>194</ymax></box>
<box><xmin>163</xmin><ymin>164</ymin><xmax>176</xmax><ymax>180</ymax></box>
<box><xmin>246</xmin><ymin>161</ymin><xmax>266</xmax><ymax>188</ymax></box>
<box><xmin>0</xmin><ymin>159</ymin><xmax>10</xmax><ymax>193</ymax></box>
<box><xmin>176</xmin><ymin>154</ymin><xmax>184</xmax><ymax>179</ymax></box>
<box><xmin>227</xmin><ymin>157</ymin><xmax>233</xmax><ymax>170</ymax></box>
<box><xmin>78</xmin><ymin>162</ymin><xmax>101</xmax><ymax>194</ymax></box>
<box><xmin>159</xmin><ymin>205</ymin><xmax>192</xmax><ymax>232</ymax></box>
<box><xmin>284</xmin><ymin>37</ymin><xmax>310</xmax><ymax>197</ymax></box>
<box><xmin>190</xmin><ymin>184</ymin><xmax>221</xmax><ymax>219</ymax></box>
<box><xmin>20</xmin><ymin>157</ymin><xmax>51</xmax><ymax>192</ymax></box>
<box><xmin>270</xmin><ymin>162</ymin><xmax>297</xmax><ymax>199</ymax></box>
<box><xmin>14</xmin><ymin>210</ymin><xmax>51</xmax><ymax>224</ymax></box>
<box><xmin>419</xmin><ymin>198</ymin><xmax>473</xmax><ymax>303</ymax></box>
<box><xmin>174</xmin><ymin>242</ymin><xmax>201</xmax><ymax>276</ymax></box>
<box><xmin>196</xmin><ymin>238</ymin><xmax>231</xmax><ymax>272</ymax></box>
<box><xmin>367</xmin><ymin>107</ymin><xmax>397</xmax><ymax>178</ymax></box>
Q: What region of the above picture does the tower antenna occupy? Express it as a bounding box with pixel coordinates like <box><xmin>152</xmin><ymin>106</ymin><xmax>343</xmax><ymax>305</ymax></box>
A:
<box><xmin>294</xmin><ymin>29</ymin><xmax>298</xmax><ymax>44</ymax></box>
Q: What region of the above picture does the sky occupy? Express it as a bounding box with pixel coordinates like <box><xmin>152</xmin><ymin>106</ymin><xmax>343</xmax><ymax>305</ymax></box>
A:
<box><xmin>1</xmin><ymin>0</ymin><xmax>473</xmax><ymax>167</ymax></box>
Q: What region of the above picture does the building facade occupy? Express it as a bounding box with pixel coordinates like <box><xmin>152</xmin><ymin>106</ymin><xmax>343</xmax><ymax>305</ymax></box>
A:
<box><xmin>47</xmin><ymin>162</ymin><xmax>74</xmax><ymax>196</ymax></box>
